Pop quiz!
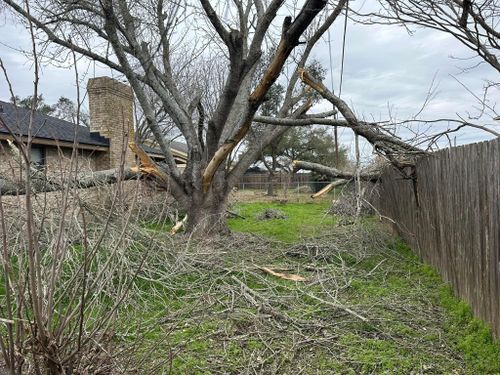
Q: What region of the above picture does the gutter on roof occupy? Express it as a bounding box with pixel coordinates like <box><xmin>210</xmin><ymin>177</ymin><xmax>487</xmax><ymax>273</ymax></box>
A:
<box><xmin>0</xmin><ymin>134</ymin><xmax>109</xmax><ymax>152</ymax></box>
<box><xmin>171</xmin><ymin>148</ymin><xmax>187</xmax><ymax>158</ymax></box>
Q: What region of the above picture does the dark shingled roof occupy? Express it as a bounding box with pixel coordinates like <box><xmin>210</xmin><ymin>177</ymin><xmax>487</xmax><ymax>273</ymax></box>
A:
<box><xmin>0</xmin><ymin>100</ymin><xmax>188</xmax><ymax>157</ymax></box>
<box><xmin>0</xmin><ymin>100</ymin><xmax>109</xmax><ymax>147</ymax></box>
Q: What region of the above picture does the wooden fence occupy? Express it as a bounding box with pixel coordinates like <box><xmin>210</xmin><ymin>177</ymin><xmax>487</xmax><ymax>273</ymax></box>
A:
<box><xmin>375</xmin><ymin>138</ymin><xmax>500</xmax><ymax>338</ymax></box>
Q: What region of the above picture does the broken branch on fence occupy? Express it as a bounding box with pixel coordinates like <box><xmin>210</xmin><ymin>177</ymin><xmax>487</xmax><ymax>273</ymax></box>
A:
<box><xmin>298</xmin><ymin>69</ymin><xmax>423</xmax><ymax>158</ymax></box>
<box><xmin>292</xmin><ymin>160</ymin><xmax>381</xmax><ymax>182</ymax></box>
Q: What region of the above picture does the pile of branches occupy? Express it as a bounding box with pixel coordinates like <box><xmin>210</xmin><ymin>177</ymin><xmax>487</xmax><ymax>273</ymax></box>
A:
<box><xmin>133</xmin><ymin>225</ymin><xmax>465</xmax><ymax>373</ymax></box>
<box><xmin>327</xmin><ymin>182</ymin><xmax>379</xmax><ymax>219</ymax></box>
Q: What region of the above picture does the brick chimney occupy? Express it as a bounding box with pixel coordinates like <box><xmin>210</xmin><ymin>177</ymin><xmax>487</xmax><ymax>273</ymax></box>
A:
<box><xmin>87</xmin><ymin>77</ymin><xmax>135</xmax><ymax>170</ymax></box>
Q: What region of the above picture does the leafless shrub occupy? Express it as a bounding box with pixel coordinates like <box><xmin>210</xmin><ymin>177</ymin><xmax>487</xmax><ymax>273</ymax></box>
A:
<box><xmin>0</xmin><ymin>31</ymin><xmax>178</xmax><ymax>373</ymax></box>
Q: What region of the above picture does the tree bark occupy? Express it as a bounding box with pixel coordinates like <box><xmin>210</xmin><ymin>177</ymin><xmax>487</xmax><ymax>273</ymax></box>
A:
<box><xmin>0</xmin><ymin>168</ymin><xmax>140</xmax><ymax>196</ymax></box>
<box><xmin>184</xmin><ymin>186</ymin><xmax>229</xmax><ymax>236</ymax></box>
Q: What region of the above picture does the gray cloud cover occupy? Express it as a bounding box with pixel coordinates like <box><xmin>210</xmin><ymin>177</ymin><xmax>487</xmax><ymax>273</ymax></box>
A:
<box><xmin>0</xmin><ymin>2</ymin><xmax>498</xmax><ymax>161</ymax></box>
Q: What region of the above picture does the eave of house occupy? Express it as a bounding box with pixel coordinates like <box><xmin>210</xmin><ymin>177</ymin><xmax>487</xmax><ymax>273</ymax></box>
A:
<box><xmin>0</xmin><ymin>133</ymin><xmax>109</xmax><ymax>152</ymax></box>
<box><xmin>0</xmin><ymin>133</ymin><xmax>189</xmax><ymax>164</ymax></box>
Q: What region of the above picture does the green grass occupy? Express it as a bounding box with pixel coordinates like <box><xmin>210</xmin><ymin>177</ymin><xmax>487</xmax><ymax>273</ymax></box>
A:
<box><xmin>4</xmin><ymin>201</ymin><xmax>500</xmax><ymax>374</ymax></box>
<box><xmin>116</xmin><ymin>204</ymin><xmax>500</xmax><ymax>373</ymax></box>
<box><xmin>389</xmin><ymin>240</ymin><xmax>500</xmax><ymax>373</ymax></box>
<box><xmin>226</xmin><ymin>203</ymin><xmax>500</xmax><ymax>373</ymax></box>
<box><xmin>228</xmin><ymin>201</ymin><xmax>334</xmax><ymax>242</ymax></box>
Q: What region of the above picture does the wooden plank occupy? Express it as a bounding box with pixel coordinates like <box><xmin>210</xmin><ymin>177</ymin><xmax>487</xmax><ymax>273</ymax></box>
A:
<box><xmin>374</xmin><ymin>138</ymin><xmax>500</xmax><ymax>338</ymax></box>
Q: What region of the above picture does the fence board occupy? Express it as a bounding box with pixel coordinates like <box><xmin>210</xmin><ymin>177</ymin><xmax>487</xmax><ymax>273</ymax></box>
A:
<box><xmin>375</xmin><ymin>138</ymin><xmax>500</xmax><ymax>338</ymax></box>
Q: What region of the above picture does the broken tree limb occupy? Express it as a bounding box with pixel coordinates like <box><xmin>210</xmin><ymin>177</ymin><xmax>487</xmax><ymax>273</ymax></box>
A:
<box><xmin>226</xmin><ymin>210</ymin><xmax>246</xmax><ymax>219</ymax></box>
<box><xmin>170</xmin><ymin>215</ymin><xmax>188</xmax><ymax>235</ymax></box>
<box><xmin>253</xmin><ymin>115</ymin><xmax>348</xmax><ymax>127</ymax></box>
<box><xmin>129</xmin><ymin>142</ymin><xmax>170</xmax><ymax>182</ymax></box>
<box><xmin>201</xmin><ymin>0</ymin><xmax>328</xmax><ymax>192</ymax></box>
<box><xmin>258</xmin><ymin>266</ymin><xmax>307</xmax><ymax>282</ymax></box>
<box><xmin>304</xmin><ymin>292</ymin><xmax>369</xmax><ymax>322</ymax></box>
<box><xmin>298</xmin><ymin>69</ymin><xmax>424</xmax><ymax>159</ymax></box>
<box><xmin>292</xmin><ymin>160</ymin><xmax>381</xmax><ymax>182</ymax></box>
<box><xmin>0</xmin><ymin>168</ymin><xmax>141</xmax><ymax>196</ymax></box>
<box><xmin>310</xmin><ymin>180</ymin><xmax>349</xmax><ymax>199</ymax></box>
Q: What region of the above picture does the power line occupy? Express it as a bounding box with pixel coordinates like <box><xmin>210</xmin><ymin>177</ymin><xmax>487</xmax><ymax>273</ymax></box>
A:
<box><xmin>339</xmin><ymin>0</ymin><xmax>349</xmax><ymax>98</ymax></box>
<box><xmin>327</xmin><ymin>0</ymin><xmax>350</xmax><ymax>166</ymax></box>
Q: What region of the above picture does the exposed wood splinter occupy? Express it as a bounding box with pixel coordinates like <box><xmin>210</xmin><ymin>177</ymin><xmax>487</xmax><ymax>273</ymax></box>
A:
<box><xmin>170</xmin><ymin>215</ymin><xmax>188</xmax><ymax>235</ymax></box>
<box><xmin>258</xmin><ymin>266</ymin><xmax>307</xmax><ymax>282</ymax></box>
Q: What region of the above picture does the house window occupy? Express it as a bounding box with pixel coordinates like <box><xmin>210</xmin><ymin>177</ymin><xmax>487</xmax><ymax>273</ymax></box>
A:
<box><xmin>30</xmin><ymin>146</ymin><xmax>45</xmax><ymax>169</ymax></box>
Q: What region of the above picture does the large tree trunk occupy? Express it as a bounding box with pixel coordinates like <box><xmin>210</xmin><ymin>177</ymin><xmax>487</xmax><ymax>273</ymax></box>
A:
<box><xmin>184</xmin><ymin>175</ymin><xmax>230</xmax><ymax>236</ymax></box>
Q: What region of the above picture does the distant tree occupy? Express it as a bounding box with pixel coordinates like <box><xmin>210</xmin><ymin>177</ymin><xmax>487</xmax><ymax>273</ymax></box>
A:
<box><xmin>279</xmin><ymin>127</ymin><xmax>349</xmax><ymax>169</ymax></box>
<box><xmin>257</xmin><ymin>126</ymin><xmax>349</xmax><ymax>194</ymax></box>
<box><xmin>11</xmin><ymin>94</ymin><xmax>53</xmax><ymax>114</ymax></box>
<box><xmin>11</xmin><ymin>95</ymin><xmax>89</xmax><ymax>126</ymax></box>
<box><xmin>51</xmin><ymin>96</ymin><xmax>90</xmax><ymax>126</ymax></box>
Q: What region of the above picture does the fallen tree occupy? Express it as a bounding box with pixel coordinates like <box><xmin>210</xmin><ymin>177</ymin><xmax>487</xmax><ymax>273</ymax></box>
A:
<box><xmin>0</xmin><ymin>168</ymin><xmax>140</xmax><ymax>196</ymax></box>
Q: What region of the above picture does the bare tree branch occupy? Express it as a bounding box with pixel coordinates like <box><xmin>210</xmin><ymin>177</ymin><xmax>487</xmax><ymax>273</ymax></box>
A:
<box><xmin>292</xmin><ymin>160</ymin><xmax>381</xmax><ymax>181</ymax></box>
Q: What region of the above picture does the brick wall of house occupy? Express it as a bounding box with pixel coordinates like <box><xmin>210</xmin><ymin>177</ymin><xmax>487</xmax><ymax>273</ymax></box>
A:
<box><xmin>44</xmin><ymin>147</ymin><xmax>101</xmax><ymax>175</ymax></box>
<box><xmin>0</xmin><ymin>140</ymin><xmax>103</xmax><ymax>181</ymax></box>
<box><xmin>1</xmin><ymin>77</ymin><xmax>138</xmax><ymax>192</ymax></box>
<box><xmin>87</xmin><ymin>77</ymin><xmax>136</xmax><ymax>170</ymax></box>
<box><xmin>0</xmin><ymin>140</ymin><xmax>20</xmax><ymax>180</ymax></box>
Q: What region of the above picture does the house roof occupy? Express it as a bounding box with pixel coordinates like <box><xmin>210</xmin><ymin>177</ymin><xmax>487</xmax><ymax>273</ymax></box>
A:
<box><xmin>0</xmin><ymin>100</ymin><xmax>188</xmax><ymax>159</ymax></box>
<box><xmin>0</xmin><ymin>100</ymin><xmax>109</xmax><ymax>147</ymax></box>
<box><xmin>170</xmin><ymin>141</ymin><xmax>188</xmax><ymax>155</ymax></box>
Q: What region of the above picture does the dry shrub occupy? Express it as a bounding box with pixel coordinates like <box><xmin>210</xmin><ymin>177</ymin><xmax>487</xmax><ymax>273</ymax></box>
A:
<box><xmin>0</xmin><ymin>177</ymin><xmax>179</xmax><ymax>374</ymax></box>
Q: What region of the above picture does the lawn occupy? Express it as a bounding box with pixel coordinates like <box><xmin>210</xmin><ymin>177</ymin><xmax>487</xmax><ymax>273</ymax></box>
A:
<box><xmin>6</xmin><ymin>200</ymin><xmax>499</xmax><ymax>374</ymax></box>
<box><xmin>110</xmin><ymin>200</ymin><xmax>500</xmax><ymax>374</ymax></box>
<box><xmin>228</xmin><ymin>201</ymin><xmax>335</xmax><ymax>242</ymax></box>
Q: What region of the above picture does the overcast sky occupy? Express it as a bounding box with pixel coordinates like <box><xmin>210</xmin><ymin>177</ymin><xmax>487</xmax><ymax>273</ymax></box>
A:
<box><xmin>0</xmin><ymin>2</ymin><xmax>498</xmax><ymax>162</ymax></box>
